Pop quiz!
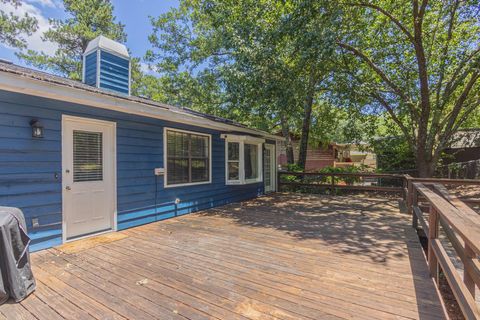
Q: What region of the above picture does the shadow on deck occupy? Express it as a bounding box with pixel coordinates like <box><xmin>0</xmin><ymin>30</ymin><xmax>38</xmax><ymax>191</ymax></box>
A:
<box><xmin>0</xmin><ymin>193</ymin><xmax>446</xmax><ymax>320</ymax></box>
<box><xmin>200</xmin><ymin>193</ymin><xmax>409</xmax><ymax>263</ymax></box>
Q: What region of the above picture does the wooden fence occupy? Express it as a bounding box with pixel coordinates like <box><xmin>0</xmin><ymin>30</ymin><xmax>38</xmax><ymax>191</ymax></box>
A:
<box><xmin>277</xmin><ymin>171</ymin><xmax>405</xmax><ymax>194</ymax></box>
<box><xmin>278</xmin><ymin>171</ymin><xmax>479</xmax><ymax>204</ymax></box>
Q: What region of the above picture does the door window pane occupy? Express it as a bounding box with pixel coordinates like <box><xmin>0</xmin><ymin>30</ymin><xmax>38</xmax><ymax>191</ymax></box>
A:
<box><xmin>264</xmin><ymin>148</ymin><xmax>271</xmax><ymax>186</ymax></box>
<box><xmin>73</xmin><ymin>130</ymin><xmax>103</xmax><ymax>182</ymax></box>
<box><xmin>244</xmin><ymin>143</ymin><xmax>258</xmax><ymax>180</ymax></box>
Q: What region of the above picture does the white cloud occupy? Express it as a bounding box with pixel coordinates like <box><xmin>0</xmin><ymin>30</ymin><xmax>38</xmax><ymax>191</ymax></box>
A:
<box><xmin>140</xmin><ymin>62</ymin><xmax>151</xmax><ymax>73</ymax></box>
<box><xmin>0</xmin><ymin>1</ymin><xmax>58</xmax><ymax>55</ymax></box>
<box><xmin>26</xmin><ymin>0</ymin><xmax>59</xmax><ymax>8</ymax></box>
<box><xmin>139</xmin><ymin>62</ymin><xmax>161</xmax><ymax>76</ymax></box>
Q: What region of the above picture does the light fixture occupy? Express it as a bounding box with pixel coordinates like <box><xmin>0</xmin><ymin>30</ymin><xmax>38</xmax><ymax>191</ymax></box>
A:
<box><xmin>30</xmin><ymin>119</ymin><xmax>44</xmax><ymax>138</ymax></box>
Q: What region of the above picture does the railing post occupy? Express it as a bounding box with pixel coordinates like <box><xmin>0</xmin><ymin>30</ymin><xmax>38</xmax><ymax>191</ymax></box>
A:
<box><xmin>412</xmin><ymin>186</ymin><xmax>419</xmax><ymax>230</ymax></box>
<box><xmin>428</xmin><ymin>205</ymin><xmax>439</xmax><ymax>283</ymax></box>
<box><xmin>464</xmin><ymin>243</ymin><xmax>476</xmax><ymax>298</ymax></box>
<box><xmin>407</xmin><ymin>179</ymin><xmax>419</xmax><ymax>229</ymax></box>
<box><xmin>277</xmin><ymin>171</ymin><xmax>282</xmax><ymax>192</ymax></box>
<box><xmin>330</xmin><ymin>173</ymin><xmax>335</xmax><ymax>193</ymax></box>
<box><xmin>407</xmin><ymin>178</ymin><xmax>413</xmax><ymax>215</ymax></box>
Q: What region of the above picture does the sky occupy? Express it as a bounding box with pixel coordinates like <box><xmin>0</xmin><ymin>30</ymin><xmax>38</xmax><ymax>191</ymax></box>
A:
<box><xmin>0</xmin><ymin>0</ymin><xmax>179</xmax><ymax>73</ymax></box>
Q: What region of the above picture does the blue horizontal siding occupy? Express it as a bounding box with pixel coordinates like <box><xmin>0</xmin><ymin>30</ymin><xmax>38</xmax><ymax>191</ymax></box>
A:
<box><xmin>84</xmin><ymin>51</ymin><xmax>97</xmax><ymax>86</ymax></box>
<box><xmin>0</xmin><ymin>89</ymin><xmax>265</xmax><ymax>251</ymax></box>
<box><xmin>99</xmin><ymin>50</ymin><xmax>129</xmax><ymax>94</ymax></box>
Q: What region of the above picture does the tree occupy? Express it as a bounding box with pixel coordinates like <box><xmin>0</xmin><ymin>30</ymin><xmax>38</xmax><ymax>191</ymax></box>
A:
<box><xmin>278</xmin><ymin>1</ymin><xmax>341</xmax><ymax>169</ymax></box>
<box><xmin>0</xmin><ymin>0</ymin><xmax>38</xmax><ymax>49</ymax></box>
<box><xmin>18</xmin><ymin>0</ymin><xmax>126</xmax><ymax>80</ymax></box>
<box><xmin>331</xmin><ymin>0</ymin><xmax>480</xmax><ymax>176</ymax></box>
<box><xmin>147</xmin><ymin>0</ymin><xmax>340</xmax><ymax>168</ymax></box>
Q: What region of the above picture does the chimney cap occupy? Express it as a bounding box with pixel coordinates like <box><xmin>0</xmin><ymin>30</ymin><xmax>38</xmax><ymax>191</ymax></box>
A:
<box><xmin>84</xmin><ymin>35</ymin><xmax>129</xmax><ymax>58</ymax></box>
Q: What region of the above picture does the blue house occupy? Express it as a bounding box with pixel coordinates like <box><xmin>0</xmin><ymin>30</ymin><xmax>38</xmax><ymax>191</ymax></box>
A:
<box><xmin>0</xmin><ymin>36</ymin><xmax>280</xmax><ymax>251</ymax></box>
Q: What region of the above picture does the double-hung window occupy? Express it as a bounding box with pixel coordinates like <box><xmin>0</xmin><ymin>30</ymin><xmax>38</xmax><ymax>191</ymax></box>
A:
<box><xmin>165</xmin><ymin>128</ymin><xmax>211</xmax><ymax>187</ymax></box>
<box><xmin>224</xmin><ymin>135</ymin><xmax>264</xmax><ymax>185</ymax></box>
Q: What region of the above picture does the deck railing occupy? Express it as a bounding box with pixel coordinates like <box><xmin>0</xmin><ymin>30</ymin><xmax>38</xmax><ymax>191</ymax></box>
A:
<box><xmin>278</xmin><ymin>171</ymin><xmax>479</xmax><ymax>206</ymax></box>
<box><xmin>409</xmin><ymin>181</ymin><xmax>480</xmax><ymax>319</ymax></box>
<box><xmin>277</xmin><ymin>171</ymin><xmax>405</xmax><ymax>194</ymax></box>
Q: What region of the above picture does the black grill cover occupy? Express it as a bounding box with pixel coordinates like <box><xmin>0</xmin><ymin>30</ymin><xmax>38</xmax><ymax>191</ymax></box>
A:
<box><xmin>0</xmin><ymin>207</ymin><xmax>36</xmax><ymax>305</ymax></box>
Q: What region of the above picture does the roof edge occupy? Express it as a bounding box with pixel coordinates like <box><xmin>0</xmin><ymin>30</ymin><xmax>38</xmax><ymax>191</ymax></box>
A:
<box><xmin>0</xmin><ymin>69</ymin><xmax>284</xmax><ymax>141</ymax></box>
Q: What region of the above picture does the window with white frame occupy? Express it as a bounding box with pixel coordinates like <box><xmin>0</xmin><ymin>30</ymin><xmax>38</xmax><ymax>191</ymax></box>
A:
<box><xmin>224</xmin><ymin>135</ymin><xmax>264</xmax><ymax>185</ymax></box>
<box><xmin>227</xmin><ymin>141</ymin><xmax>240</xmax><ymax>181</ymax></box>
<box><xmin>165</xmin><ymin>128</ymin><xmax>211</xmax><ymax>187</ymax></box>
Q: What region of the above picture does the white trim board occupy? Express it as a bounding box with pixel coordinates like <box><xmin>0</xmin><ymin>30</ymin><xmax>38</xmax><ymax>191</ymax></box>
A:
<box><xmin>0</xmin><ymin>71</ymin><xmax>283</xmax><ymax>141</ymax></box>
<box><xmin>264</xmin><ymin>143</ymin><xmax>276</xmax><ymax>193</ymax></box>
<box><xmin>224</xmin><ymin>135</ymin><xmax>263</xmax><ymax>185</ymax></box>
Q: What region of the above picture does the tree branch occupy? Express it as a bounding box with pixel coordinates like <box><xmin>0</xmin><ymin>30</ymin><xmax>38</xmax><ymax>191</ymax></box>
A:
<box><xmin>440</xmin><ymin>71</ymin><xmax>479</xmax><ymax>135</ymax></box>
<box><xmin>336</xmin><ymin>41</ymin><xmax>415</xmax><ymax>111</ymax></box>
<box><xmin>370</xmin><ymin>92</ymin><xmax>414</xmax><ymax>144</ymax></box>
<box><xmin>419</xmin><ymin>0</ymin><xmax>429</xmax><ymax>20</ymax></box>
<box><xmin>442</xmin><ymin>46</ymin><xmax>480</xmax><ymax>103</ymax></box>
<box><xmin>434</xmin><ymin>98</ymin><xmax>480</xmax><ymax>160</ymax></box>
<box><xmin>345</xmin><ymin>2</ymin><xmax>414</xmax><ymax>43</ymax></box>
<box><xmin>451</xmin><ymin>100</ymin><xmax>480</xmax><ymax>134</ymax></box>
<box><xmin>430</xmin><ymin>0</ymin><xmax>459</xmax><ymax>147</ymax></box>
<box><xmin>412</xmin><ymin>0</ymin><xmax>432</xmax><ymax>156</ymax></box>
<box><xmin>435</xmin><ymin>0</ymin><xmax>459</xmax><ymax>108</ymax></box>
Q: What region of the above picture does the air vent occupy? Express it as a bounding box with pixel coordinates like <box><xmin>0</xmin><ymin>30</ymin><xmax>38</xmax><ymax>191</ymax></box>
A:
<box><xmin>82</xmin><ymin>35</ymin><xmax>130</xmax><ymax>95</ymax></box>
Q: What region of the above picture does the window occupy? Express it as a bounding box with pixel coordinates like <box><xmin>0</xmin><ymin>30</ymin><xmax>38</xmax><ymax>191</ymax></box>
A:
<box><xmin>165</xmin><ymin>128</ymin><xmax>211</xmax><ymax>187</ymax></box>
<box><xmin>244</xmin><ymin>143</ymin><xmax>259</xmax><ymax>180</ymax></box>
<box><xmin>224</xmin><ymin>135</ymin><xmax>264</xmax><ymax>185</ymax></box>
<box><xmin>227</xmin><ymin>142</ymin><xmax>240</xmax><ymax>180</ymax></box>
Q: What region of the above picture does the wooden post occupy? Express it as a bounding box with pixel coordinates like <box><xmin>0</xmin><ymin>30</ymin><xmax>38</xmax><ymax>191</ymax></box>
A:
<box><xmin>464</xmin><ymin>243</ymin><xmax>476</xmax><ymax>298</ymax></box>
<box><xmin>428</xmin><ymin>205</ymin><xmax>439</xmax><ymax>283</ymax></box>
<box><xmin>331</xmin><ymin>173</ymin><xmax>335</xmax><ymax>193</ymax></box>
<box><xmin>412</xmin><ymin>187</ymin><xmax>419</xmax><ymax>229</ymax></box>
<box><xmin>407</xmin><ymin>179</ymin><xmax>413</xmax><ymax>216</ymax></box>
<box><xmin>277</xmin><ymin>171</ymin><xmax>281</xmax><ymax>192</ymax></box>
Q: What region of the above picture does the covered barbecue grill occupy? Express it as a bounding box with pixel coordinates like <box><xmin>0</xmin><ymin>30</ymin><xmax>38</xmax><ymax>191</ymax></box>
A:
<box><xmin>0</xmin><ymin>207</ymin><xmax>35</xmax><ymax>305</ymax></box>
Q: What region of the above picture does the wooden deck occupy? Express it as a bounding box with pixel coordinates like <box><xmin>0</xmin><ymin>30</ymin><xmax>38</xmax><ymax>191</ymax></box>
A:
<box><xmin>1</xmin><ymin>193</ymin><xmax>447</xmax><ymax>320</ymax></box>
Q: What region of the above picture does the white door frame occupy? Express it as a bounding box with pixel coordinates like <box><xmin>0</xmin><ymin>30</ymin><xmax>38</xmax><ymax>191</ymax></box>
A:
<box><xmin>264</xmin><ymin>143</ymin><xmax>276</xmax><ymax>193</ymax></box>
<box><xmin>61</xmin><ymin>115</ymin><xmax>117</xmax><ymax>243</ymax></box>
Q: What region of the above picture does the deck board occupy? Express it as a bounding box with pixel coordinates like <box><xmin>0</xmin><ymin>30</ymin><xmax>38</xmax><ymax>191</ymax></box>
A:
<box><xmin>1</xmin><ymin>193</ymin><xmax>447</xmax><ymax>319</ymax></box>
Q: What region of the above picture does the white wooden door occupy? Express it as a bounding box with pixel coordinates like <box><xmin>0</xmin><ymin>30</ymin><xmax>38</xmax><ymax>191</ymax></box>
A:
<box><xmin>62</xmin><ymin>116</ymin><xmax>116</xmax><ymax>241</ymax></box>
<box><xmin>264</xmin><ymin>144</ymin><xmax>276</xmax><ymax>193</ymax></box>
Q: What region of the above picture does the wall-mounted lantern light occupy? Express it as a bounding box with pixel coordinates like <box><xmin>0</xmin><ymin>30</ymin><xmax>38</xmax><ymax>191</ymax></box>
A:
<box><xmin>30</xmin><ymin>119</ymin><xmax>44</xmax><ymax>138</ymax></box>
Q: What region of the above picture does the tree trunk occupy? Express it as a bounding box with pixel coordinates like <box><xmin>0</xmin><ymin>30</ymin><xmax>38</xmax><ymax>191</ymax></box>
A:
<box><xmin>297</xmin><ymin>87</ymin><xmax>314</xmax><ymax>170</ymax></box>
<box><xmin>280</xmin><ymin>114</ymin><xmax>295</xmax><ymax>164</ymax></box>
<box><xmin>416</xmin><ymin>152</ymin><xmax>436</xmax><ymax>178</ymax></box>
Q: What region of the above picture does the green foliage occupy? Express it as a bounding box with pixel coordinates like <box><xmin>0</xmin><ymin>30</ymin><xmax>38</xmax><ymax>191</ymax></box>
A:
<box><xmin>285</xmin><ymin>163</ymin><xmax>303</xmax><ymax>172</ymax></box>
<box><xmin>17</xmin><ymin>0</ymin><xmax>126</xmax><ymax>80</ymax></box>
<box><xmin>371</xmin><ymin>137</ymin><xmax>416</xmax><ymax>173</ymax></box>
<box><xmin>316</xmin><ymin>165</ymin><xmax>367</xmax><ymax>185</ymax></box>
<box><xmin>0</xmin><ymin>0</ymin><xmax>38</xmax><ymax>48</ymax></box>
<box><xmin>331</xmin><ymin>0</ymin><xmax>480</xmax><ymax>176</ymax></box>
<box><xmin>146</xmin><ymin>0</ymin><xmax>342</xmax><ymax>150</ymax></box>
<box><xmin>280</xmin><ymin>164</ymin><xmax>368</xmax><ymax>186</ymax></box>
